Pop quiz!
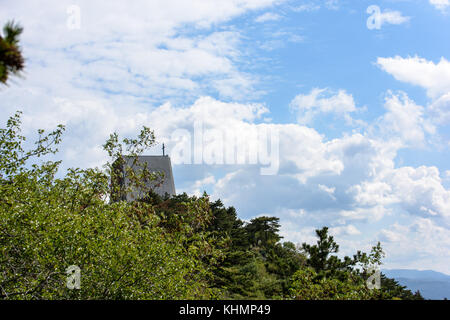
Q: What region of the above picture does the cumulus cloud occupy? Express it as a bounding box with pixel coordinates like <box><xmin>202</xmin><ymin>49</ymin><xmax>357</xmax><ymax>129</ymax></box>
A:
<box><xmin>350</xmin><ymin>164</ymin><xmax>450</xmax><ymax>227</ymax></box>
<box><xmin>377</xmin><ymin>56</ymin><xmax>450</xmax><ymax>100</ymax></box>
<box><xmin>174</xmin><ymin>92</ymin><xmax>449</xmax><ymax>272</ymax></box>
<box><xmin>389</xmin><ymin>166</ymin><xmax>450</xmax><ymax>221</ymax></box>
<box><xmin>378</xmin><ymin>218</ymin><xmax>450</xmax><ymax>272</ymax></box>
<box><xmin>185</xmin><ymin>92</ymin><xmax>447</xmax><ymax>226</ymax></box>
<box><xmin>373</xmin><ymin>92</ymin><xmax>435</xmax><ymax>147</ymax></box>
<box><xmin>290</xmin><ymin>88</ymin><xmax>358</xmax><ymax>125</ymax></box>
<box><xmin>428</xmin><ymin>93</ymin><xmax>450</xmax><ymax>124</ymax></box>
<box><xmin>377</xmin><ymin>55</ymin><xmax>450</xmax><ymax>130</ymax></box>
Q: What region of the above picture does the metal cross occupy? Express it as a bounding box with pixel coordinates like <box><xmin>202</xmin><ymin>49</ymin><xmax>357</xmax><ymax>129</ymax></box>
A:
<box><xmin>162</xmin><ymin>143</ymin><xmax>165</xmax><ymax>156</ymax></box>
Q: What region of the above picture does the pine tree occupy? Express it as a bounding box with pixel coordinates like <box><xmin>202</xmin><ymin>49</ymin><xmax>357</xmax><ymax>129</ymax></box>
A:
<box><xmin>0</xmin><ymin>21</ymin><xmax>25</xmax><ymax>84</ymax></box>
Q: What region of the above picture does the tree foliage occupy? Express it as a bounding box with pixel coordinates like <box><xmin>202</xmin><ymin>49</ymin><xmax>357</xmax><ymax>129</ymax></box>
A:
<box><xmin>0</xmin><ymin>21</ymin><xmax>24</xmax><ymax>84</ymax></box>
<box><xmin>290</xmin><ymin>227</ymin><xmax>423</xmax><ymax>300</ymax></box>
<box><xmin>0</xmin><ymin>113</ymin><xmax>221</xmax><ymax>299</ymax></box>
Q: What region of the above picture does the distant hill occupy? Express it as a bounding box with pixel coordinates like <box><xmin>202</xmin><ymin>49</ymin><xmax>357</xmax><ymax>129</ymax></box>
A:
<box><xmin>382</xmin><ymin>269</ymin><xmax>450</xmax><ymax>300</ymax></box>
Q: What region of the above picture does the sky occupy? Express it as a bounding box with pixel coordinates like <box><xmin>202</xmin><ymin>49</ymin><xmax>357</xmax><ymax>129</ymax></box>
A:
<box><xmin>1</xmin><ymin>0</ymin><xmax>450</xmax><ymax>274</ymax></box>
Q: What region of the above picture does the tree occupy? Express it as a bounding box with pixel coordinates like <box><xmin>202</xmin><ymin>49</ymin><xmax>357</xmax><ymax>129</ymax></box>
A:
<box><xmin>0</xmin><ymin>113</ymin><xmax>222</xmax><ymax>299</ymax></box>
<box><xmin>378</xmin><ymin>274</ymin><xmax>424</xmax><ymax>300</ymax></box>
<box><xmin>289</xmin><ymin>268</ymin><xmax>374</xmax><ymax>300</ymax></box>
<box><xmin>245</xmin><ymin>216</ymin><xmax>282</xmax><ymax>248</ymax></box>
<box><xmin>293</xmin><ymin>227</ymin><xmax>424</xmax><ymax>300</ymax></box>
<box><xmin>0</xmin><ymin>21</ymin><xmax>25</xmax><ymax>84</ymax></box>
<box><xmin>301</xmin><ymin>227</ymin><xmax>356</xmax><ymax>280</ymax></box>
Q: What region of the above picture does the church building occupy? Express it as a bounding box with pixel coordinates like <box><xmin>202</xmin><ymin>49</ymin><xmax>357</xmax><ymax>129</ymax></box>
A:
<box><xmin>111</xmin><ymin>145</ymin><xmax>176</xmax><ymax>201</ymax></box>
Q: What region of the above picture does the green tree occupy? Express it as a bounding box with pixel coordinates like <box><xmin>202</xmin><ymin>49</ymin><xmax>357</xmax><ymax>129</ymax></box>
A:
<box><xmin>289</xmin><ymin>268</ymin><xmax>374</xmax><ymax>300</ymax></box>
<box><xmin>0</xmin><ymin>113</ymin><xmax>222</xmax><ymax>299</ymax></box>
<box><xmin>301</xmin><ymin>227</ymin><xmax>357</xmax><ymax>280</ymax></box>
<box><xmin>293</xmin><ymin>227</ymin><xmax>424</xmax><ymax>300</ymax></box>
<box><xmin>0</xmin><ymin>21</ymin><xmax>24</xmax><ymax>84</ymax></box>
<box><xmin>377</xmin><ymin>274</ymin><xmax>424</xmax><ymax>300</ymax></box>
<box><xmin>245</xmin><ymin>216</ymin><xmax>282</xmax><ymax>248</ymax></box>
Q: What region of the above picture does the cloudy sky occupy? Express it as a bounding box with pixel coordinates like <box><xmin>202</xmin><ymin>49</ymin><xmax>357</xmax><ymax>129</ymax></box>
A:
<box><xmin>1</xmin><ymin>0</ymin><xmax>450</xmax><ymax>273</ymax></box>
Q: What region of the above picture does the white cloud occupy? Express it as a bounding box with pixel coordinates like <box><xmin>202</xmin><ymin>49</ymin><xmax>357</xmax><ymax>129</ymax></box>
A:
<box><xmin>428</xmin><ymin>92</ymin><xmax>450</xmax><ymax>124</ymax></box>
<box><xmin>348</xmin><ymin>164</ymin><xmax>450</xmax><ymax>227</ymax></box>
<box><xmin>258</xmin><ymin>30</ymin><xmax>305</xmax><ymax>51</ymax></box>
<box><xmin>430</xmin><ymin>0</ymin><xmax>450</xmax><ymax>11</ymax></box>
<box><xmin>379</xmin><ymin>224</ymin><xmax>409</xmax><ymax>243</ymax></box>
<box><xmin>255</xmin><ymin>12</ymin><xmax>282</xmax><ymax>23</ymax></box>
<box><xmin>377</xmin><ymin>56</ymin><xmax>450</xmax><ymax>100</ymax></box>
<box><xmin>318</xmin><ymin>184</ymin><xmax>336</xmax><ymax>197</ymax></box>
<box><xmin>374</xmin><ymin>92</ymin><xmax>435</xmax><ymax>147</ymax></box>
<box><xmin>330</xmin><ymin>225</ymin><xmax>361</xmax><ymax>236</ymax></box>
<box><xmin>377</xmin><ymin>56</ymin><xmax>450</xmax><ymax>127</ymax></box>
<box><xmin>291</xmin><ymin>0</ymin><xmax>339</xmax><ymax>12</ymax></box>
<box><xmin>293</xmin><ymin>3</ymin><xmax>321</xmax><ymax>12</ymax></box>
<box><xmin>0</xmin><ymin>0</ymin><xmax>282</xmax><ymax>104</ymax></box>
<box><xmin>180</xmin><ymin>174</ymin><xmax>217</xmax><ymax>197</ymax></box>
<box><xmin>325</xmin><ymin>0</ymin><xmax>340</xmax><ymax>10</ymax></box>
<box><xmin>378</xmin><ymin>9</ymin><xmax>410</xmax><ymax>27</ymax></box>
<box><xmin>290</xmin><ymin>88</ymin><xmax>358</xmax><ymax>125</ymax></box>
<box><xmin>279</xmin><ymin>224</ymin><xmax>317</xmax><ymax>246</ymax></box>
<box><xmin>388</xmin><ymin>166</ymin><xmax>450</xmax><ymax>221</ymax></box>
<box><xmin>379</xmin><ymin>218</ymin><xmax>450</xmax><ymax>273</ymax></box>
<box><xmin>445</xmin><ymin>170</ymin><xmax>450</xmax><ymax>180</ymax></box>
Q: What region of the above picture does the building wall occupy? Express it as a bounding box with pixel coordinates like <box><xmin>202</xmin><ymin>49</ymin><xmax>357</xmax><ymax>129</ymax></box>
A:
<box><xmin>112</xmin><ymin>155</ymin><xmax>176</xmax><ymax>201</ymax></box>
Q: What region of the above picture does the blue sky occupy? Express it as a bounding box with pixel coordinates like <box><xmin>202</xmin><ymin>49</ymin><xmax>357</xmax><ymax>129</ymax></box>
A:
<box><xmin>1</xmin><ymin>0</ymin><xmax>450</xmax><ymax>273</ymax></box>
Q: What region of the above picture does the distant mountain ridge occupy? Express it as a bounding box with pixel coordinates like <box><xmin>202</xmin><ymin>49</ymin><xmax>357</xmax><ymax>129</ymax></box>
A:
<box><xmin>382</xmin><ymin>269</ymin><xmax>450</xmax><ymax>300</ymax></box>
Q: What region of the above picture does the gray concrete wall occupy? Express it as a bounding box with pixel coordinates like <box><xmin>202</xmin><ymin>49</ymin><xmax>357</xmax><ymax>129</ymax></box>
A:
<box><xmin>122</xmin><ymin>155</ymin><xmax>176</xmax><ymax>200</ymax></box>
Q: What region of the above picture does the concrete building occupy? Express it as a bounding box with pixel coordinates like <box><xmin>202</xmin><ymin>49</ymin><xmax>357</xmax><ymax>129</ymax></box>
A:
<box><xmin>112</xmin><ymin>154</ymin><xmax>176</xmax><ymax>201</ymax></box>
